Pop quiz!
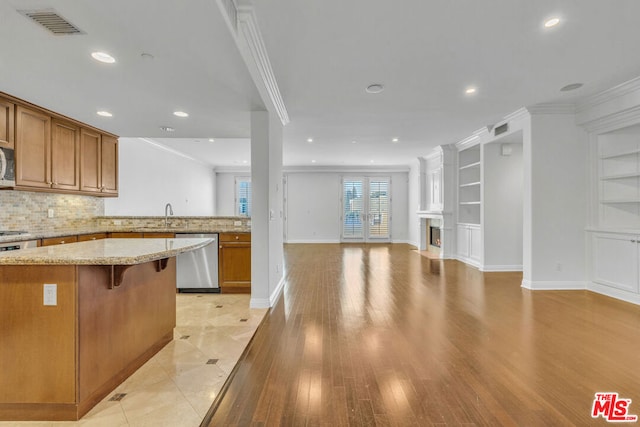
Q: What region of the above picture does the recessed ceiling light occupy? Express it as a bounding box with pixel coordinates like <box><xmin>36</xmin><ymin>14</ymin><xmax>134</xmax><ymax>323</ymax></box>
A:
<box><xmin>352</xmin><ymin>140</ymin><xmax>357</xmax><ymax>144</ymax></box>
<box><xmin>160</xmin><ymin>126</ymin><xmax>175</xmax><ymax>132</ymax></box>
<box><xmin>91</xmin><ymin>51</ymin><xmax>115</xmax><ymax>64</ymax></box>
<box><xmin>311</xmin><ymin>160</ymin><xmax>317</xmax><ymax>163</ymax></box>
<box><xmin>242</xmin><ymin>160</ymin><xmax>248</xmax><ymax>164</ymax></box>
<box><xmin>140</xmin><ymin>52</ymin><xmax>154</xmax><ymax>60</ymax></box>
<box><xmin>392</xmin><ymin>137</ymin><xmax>399</xmax><ymax>143</ymax></box>
<box><xmin>544</xmin><ymin>17</ymin><xmax>561</xmax><ymax>28</ymax></box>
<box><xmin>560</xmin><ymin>83</ymin><xmax>584</xmax><ymax>92</ymax></box>
<box><xmin>173</xmin><ymin>111</ymin><xmax>189</xmax><ymax>118</ymax></box>
<box><xmin>208</xmin><ymin>138</ymin><xmax>215</xmax><ymax>142</ymax></box>
<box><xmin>366</xmin><ymin>84</ymin><xmax>384</xmax><ymax>94</ymax></box>
<box><xmin>96</xmin><ymin>110</ymin><xmax>112</xmax><ymax>117</ymax></box>
<box><xmin>307</xmin><ymin>138</ymin><xmax>313</xmax><ymax>143</ymax></box>
<box><xmin>465</xmin><ymin>87</ymin><xmax>477</xmax><ymax>95</ymax></box>
<box><xmin>370</xmin><ymin>160</ymin><xmax>375</xmax><ymax>163</ymax></box>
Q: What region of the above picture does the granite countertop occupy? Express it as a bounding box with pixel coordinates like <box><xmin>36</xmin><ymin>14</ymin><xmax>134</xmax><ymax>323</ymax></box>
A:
<box><xmin>0</xmin><ymin>238</ymin><xmax>213</xmax><ymax>265</ymax></box>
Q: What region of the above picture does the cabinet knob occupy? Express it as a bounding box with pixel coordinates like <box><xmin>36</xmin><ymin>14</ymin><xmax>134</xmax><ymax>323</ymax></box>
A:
<box><xmin>59</xmin><ymin>241</ymin><xmax>65</xmax><ymax>244</ymax></box>
<box><xmin>235</xmin><ymin>236</ymin><xmax>239</xmax><ymax>240</ymax></box>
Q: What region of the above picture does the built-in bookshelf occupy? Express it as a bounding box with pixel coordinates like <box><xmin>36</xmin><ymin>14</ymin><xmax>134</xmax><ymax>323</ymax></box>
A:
<box><xmin>458</xmin><ymin>144</ymin><xmax>481</xmax><ymax>224</ymax></box>
<box><xmin>598</xmin><ymin>123</ymin><xmax>640</xmax><ymax>228</ymax></box>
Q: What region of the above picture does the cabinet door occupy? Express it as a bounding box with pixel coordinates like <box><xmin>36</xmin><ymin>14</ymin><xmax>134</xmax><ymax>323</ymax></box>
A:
<box><xmin>592</xmin><ymin>233</ymin><xmax>638</xmax><ymax>292</ymax></box>
<box><xmin>457</xmin><ymin>225</ymin><xmax>470</xmax><ymax>258</ymax></box>
<box><xmin>469</xmin><ymin>225</ymin><xmax>481</xmax><ymax>262</ymax></box>
<box><xmin>80</xmin><ymin>128</ymin><xmax>101</xmax><ymax>192</ymax></box>
<box><xmin>51</xmin><ymin>119</ymin><xmax>80</xmax><ymax>191</ymax></box>
<box><xmin>101</xmin><ymin>135</ymin><xmax>118</xmax><ymax>194</ymax></box>
<box><xmin>0</xmin><ymin>97</ymin><xmax>15</xmax><ymax>148</ymax></box>
<box><xmin>219</xmin><ymin>240</ymin><xmax>251</xmax><ymax>293</ymax></box>
<box><xmin>41</xmin><ymin>235</ymin><xmax>79</xmax><ymax>246</ymax></box>
<box><xmin>15</xmin><ymin>105</ymin><xmax>51</xmax><ymax>188</ymax></box>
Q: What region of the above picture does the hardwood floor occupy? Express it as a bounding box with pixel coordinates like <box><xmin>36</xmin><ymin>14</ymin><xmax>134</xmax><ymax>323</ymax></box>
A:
<box><xmin>204</xmin><ymin>244</ymin><xmax>640</xmax><ymax>426</ymax></box>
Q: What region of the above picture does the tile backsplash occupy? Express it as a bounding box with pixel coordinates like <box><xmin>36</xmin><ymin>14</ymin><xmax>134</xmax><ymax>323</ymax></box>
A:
<box><xmin>0</xmin><ymin>190</ymin><xmax>104</xmax><ymax>233</ymax></box>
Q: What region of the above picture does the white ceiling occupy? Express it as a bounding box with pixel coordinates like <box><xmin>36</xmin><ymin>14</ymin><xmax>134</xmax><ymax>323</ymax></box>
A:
<box><xmin>2</xmin><ymin>0</ymin><xmax>640</xmax><ymax>168</ymax></box>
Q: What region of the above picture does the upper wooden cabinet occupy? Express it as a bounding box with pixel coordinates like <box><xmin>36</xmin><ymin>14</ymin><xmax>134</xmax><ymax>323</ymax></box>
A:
<box><xmin>0</xmin><ymin>97</ymin><xmax>14</xmax><ymax>148</ymax></box>
<box><xmin>3</xmin><ymin>92</ymin><xmax>119</xmax><ymax>197</ymax></box>
<box><xmin>80</xmin><ymin>130</ymin><xmax>118</xmax><ymax>195</ymax></box>
<box><xmin>15</xmin><ymin>105</ymin><xmax>51</xmax><ymax>189</ymax></box>
<box><xmin>51</xmin><ymin>119</ymin><xmax>80</xmax><ymax>191</ymax></box>
<box><xmin>101</xmin><ymin>135</ymin><xmax>118</xmax><ymax>194</ymax></box>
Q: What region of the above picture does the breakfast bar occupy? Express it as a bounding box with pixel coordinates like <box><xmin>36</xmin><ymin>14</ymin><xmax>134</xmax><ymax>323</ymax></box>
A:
<box><xmin>0</xmin><ymin>238</ymin><xmax>213</xmax><ymax>421</ymax></box>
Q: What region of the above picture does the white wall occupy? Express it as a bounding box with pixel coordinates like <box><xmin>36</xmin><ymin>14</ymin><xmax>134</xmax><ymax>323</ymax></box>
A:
<box><xmin>104</xmin><ymin>138</ymin><xmax>216</xmax><ymax>216</ymax></box>
<box><xmin>284</xmin><ymin>171</ymin><xmax>409</xmax><ymax>243</ymax></box>
<box><xmin>524</xmin><ymin>113</ymin><xmax>588</xmax><ymax>288</ymax></box>
<box><xmin>216</xmin><ymin>172</ymin><xmax>240</xmax><ymax>216</ymax></box>
<box><xmin>483</xmin><ymin>140</ymin><xmax>523</xmax><ymax>270</ymax></box>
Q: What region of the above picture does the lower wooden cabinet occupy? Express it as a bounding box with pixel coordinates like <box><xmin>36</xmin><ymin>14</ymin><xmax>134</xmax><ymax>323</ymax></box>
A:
<box><xmin>77</xmin><ymin>233</ymin><xmax>107</xmax><ymax>242</ymax></box>
<box><xmin>218</xmin><ymin>233</ymin><xmax>251</xmax><ymax>293</ymax></box>
<box><xmin>40</xmin><ymin>235</ymin><xmax>78</xmax><ymax>246</ymax></box>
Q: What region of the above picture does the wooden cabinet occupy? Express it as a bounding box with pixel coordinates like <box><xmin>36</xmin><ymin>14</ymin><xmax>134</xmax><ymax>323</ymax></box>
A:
<box><xmin>218</xmin><ymin>233</ymin><xmax>251</xmax><ymax>293</ymax></box>
<box><xmin>51</xmin><ymin>119</ymin><xmax>80</xmax><ymax>191</ymax></box>
<box><xmin>15</xmin><ymin>105</ymin><xmax>51</xmax><ymax>189</ymax></box>
<box><xmin>101</xmin><ymin>135</ymin><xmax>118</xmax><ymax>194</ymax></box>
<box><xmin>80</xmin><ymin>130</ymin><xmax>118</xmax><ymax>195</ymax></box>
<box><xmin>2</xmin><ymin>91</ymin><xmax>118</xmax><ymax>197</ymax></box>
<box><xmin>77</xmin><ymin>233</ymin><xmax>107</xmax><ymax>242</ymax></box>
<box><xmin>41</xmin><ymin>235</ymin><xmax>79</xmax><ymax>246</ymax></box>
<box><xmin>0</xmin><ymin>97</ymin><xmax>14</xmax><ymax>148</ymax></box>
<box><xmin>143</xmin><ymin>232</ymin><xmax>176</xmax><ymax>238</ymax></box>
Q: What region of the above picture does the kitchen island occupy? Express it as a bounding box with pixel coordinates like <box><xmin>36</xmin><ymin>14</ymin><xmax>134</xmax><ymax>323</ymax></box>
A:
<box><xmin>0</xmin><ymin>238</ymin><xmax>213</xmax><ymax>421</ymax></box>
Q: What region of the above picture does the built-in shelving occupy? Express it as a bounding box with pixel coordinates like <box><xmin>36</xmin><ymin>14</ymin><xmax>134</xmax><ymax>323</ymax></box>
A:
<box><xmin>597</xmin><ymin>123</ymin><xmax>640</xmax><ymax>229</ymax></box>
<box><xmin>458</xmin><ymin>144</ymin><xmax>481</xmax><ymax>225</ymax></box>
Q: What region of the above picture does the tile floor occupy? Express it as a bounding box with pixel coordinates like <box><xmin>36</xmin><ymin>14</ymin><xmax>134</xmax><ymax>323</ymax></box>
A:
<box><xmin>0</xmin><ymin>294</ymin><xmax>268</xmax><ymax>427</ymax></box>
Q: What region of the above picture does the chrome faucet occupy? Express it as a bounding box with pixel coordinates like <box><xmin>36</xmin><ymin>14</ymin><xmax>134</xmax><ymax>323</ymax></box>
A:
<box><xmin>165</xmin><ymin>203</ymin><xmax>174</xmax><ymax>227</ymax></box>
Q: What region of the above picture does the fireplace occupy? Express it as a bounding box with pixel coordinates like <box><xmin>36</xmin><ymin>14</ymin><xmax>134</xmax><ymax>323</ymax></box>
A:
<box><xmin>430</xmin><ymin>226</ymin><xmax>441</xmax><ymax>248</ymax></box>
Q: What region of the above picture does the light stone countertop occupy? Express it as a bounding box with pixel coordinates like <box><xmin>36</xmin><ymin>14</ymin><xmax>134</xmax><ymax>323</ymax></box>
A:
<box><xmin>0</xmin><ymin>238</ymin><xmax>213</xmax><ymax>265</ymax></box>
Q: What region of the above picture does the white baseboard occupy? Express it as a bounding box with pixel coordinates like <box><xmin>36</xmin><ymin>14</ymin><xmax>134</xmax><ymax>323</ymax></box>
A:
<box><xmin>455</xmin><ymin>255</ymin><xmax>481</xmax><ymax>269</ymax></box>
<box><xmin>588</xmin><ymin>282</ymin><xmax>640</xmax><ymax>306</ymax></box>
<box><xmin>269</xmin><ymin>276</ymin><xmax>285</xmax><ymax>307</ymax></box>
<box><xmin>521</xmin><ymin>280</ymin><xmax>587</xmax><ymax>290</ymax></box>
<box><xmin>481</xmin><ymin>264</ymin><xmax>523</xmax><ymax>272</ymax></box>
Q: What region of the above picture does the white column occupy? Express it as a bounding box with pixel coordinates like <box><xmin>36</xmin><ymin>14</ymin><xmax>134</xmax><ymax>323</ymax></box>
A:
<box><xmin>250</xmin><ymin>110</ymin><xmax>284</xmax><ymax>308</ymax></box>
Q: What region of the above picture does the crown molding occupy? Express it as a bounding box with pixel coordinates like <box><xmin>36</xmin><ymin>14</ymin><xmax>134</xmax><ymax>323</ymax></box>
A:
<box><xmin>283</xmin><ymin>165</ymin><xmax>410</xmax><ymax>174</ymax></box>
<box><xmin>216</xmin><ymin>1</ymin><xmax>289</xmax><ymax>126</ymax></box>
<box><xmin>526</xmin><ymin>103</ymin><xmax>576</xmax><ymax>115</ymax></box>
<box><xmin>502</xmin><ymin>107</ymin><xmax>530</xmax><ymax>122</ymax></box>
<box><xmin>579</xmin><ymin>104</ymin><xmax>640</xmax><ymax>133</ymax></box>
<box><xmin>455</xmin><ymin>127</ymin><xmax>488</xmax><ymax>150</ymax></box>
<box><xmin>577</xmin><ymin>76</ymin><xmax>640</xmax><ymax>114</ymax></box>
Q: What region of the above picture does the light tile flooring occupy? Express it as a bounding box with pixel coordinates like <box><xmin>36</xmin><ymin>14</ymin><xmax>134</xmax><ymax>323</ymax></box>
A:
<box><xmin>0</xmin><ymin>294</ymin><xmax>268</xmax><ymax>427</ymax></box>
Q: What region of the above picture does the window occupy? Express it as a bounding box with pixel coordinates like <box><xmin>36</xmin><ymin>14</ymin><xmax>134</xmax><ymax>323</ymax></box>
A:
<box><xmin>235</xmin><ymin>177</ymin><xmax>252</xmax><ymax>217</ymax></box>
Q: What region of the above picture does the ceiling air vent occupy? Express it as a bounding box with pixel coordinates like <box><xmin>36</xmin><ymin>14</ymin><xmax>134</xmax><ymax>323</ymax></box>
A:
<box><xmin>494</xmin><ymin>123</ymin><xmax>509</xmax><ymax>137</ymax></box>
<box><xmin>19</xmin><ymin>9</ymin><xmax>85</xmax><ymax>35</ymax></box>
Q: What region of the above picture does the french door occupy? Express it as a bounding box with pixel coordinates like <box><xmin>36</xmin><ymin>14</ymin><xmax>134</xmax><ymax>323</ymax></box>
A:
<box><xmin>341</xmin><ymin>176</ymin><xmax>391</xmax><ymax>242</ymax></box>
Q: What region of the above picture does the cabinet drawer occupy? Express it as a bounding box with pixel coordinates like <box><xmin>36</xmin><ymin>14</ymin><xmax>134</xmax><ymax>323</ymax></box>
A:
<box><xmin>41</xmin><ymin>235</ymin><xmax>79</xmax><ymax>246</ymax></box>
<box><xmin>219</xmin><ymin>233</ymin><xmax>251</xmax><ymax>242</ymax></box>
<box><xmin>77</xmin><ymin>233</ymin><xmax>107</xmax><ymax>242</ymax></box>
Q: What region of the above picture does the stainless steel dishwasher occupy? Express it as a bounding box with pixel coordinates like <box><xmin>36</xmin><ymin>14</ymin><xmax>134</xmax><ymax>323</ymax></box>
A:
<box><xmin>175</xmin><ymin>233</ymin><xmax>219</xmax><ymax>292</ymax></box>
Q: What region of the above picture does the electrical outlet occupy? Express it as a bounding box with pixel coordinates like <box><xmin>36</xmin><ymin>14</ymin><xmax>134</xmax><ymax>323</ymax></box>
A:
<box><xmin>43</xmin><ymin>284</ymin><xmax>57</xmax><ymax>306</ymax></box>
<box><xmin>47</xmin><ymin>208</ymin><xmax>54</xmax><ymax>218</ymax></box>
<box><xmin>234</xmin><ymin>221</ymin><xmax>242</xmax><ymax>226</ymax></box>
<box><xmin>113</xmin><ymin>220</ymin><xmax>122</xmax><ymax>226</ymax></box>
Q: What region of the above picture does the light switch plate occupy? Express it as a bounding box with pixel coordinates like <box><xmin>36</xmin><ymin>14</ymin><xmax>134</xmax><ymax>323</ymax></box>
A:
<box><xmin>234</xmin><ymin>221</ymin><xmax>242</xmax><ymax>226</ymax></box>
<box><xmin>43</xmin><ymin>284</ymin><xmax>57</xmax><ymax>306</ymax></box>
